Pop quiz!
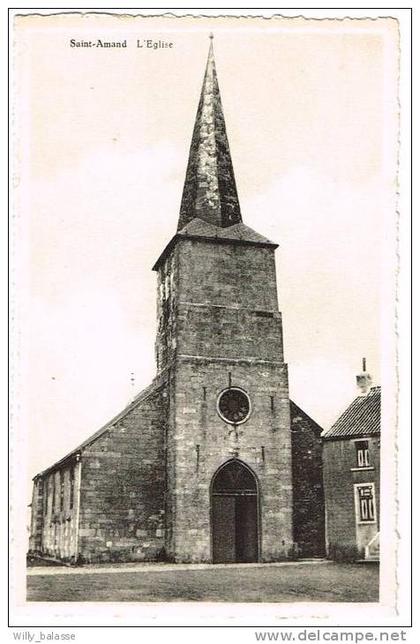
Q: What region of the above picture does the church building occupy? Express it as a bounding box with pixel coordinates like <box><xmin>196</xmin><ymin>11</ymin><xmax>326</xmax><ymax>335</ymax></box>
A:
<box><xmin>28</xmin><ymin>40</ymin><xmax>325</xmax><ymax>565</ymax></box>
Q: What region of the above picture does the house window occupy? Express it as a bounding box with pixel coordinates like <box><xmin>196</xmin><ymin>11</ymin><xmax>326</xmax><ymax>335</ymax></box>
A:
<box><xmin>355</xmin><ymin>440</ymin><xmax>370</xmax><ymax>468</ymax></box>
<box><xmin>355</xmin><ymin>483</ymin><xmax>376</xmax><ymax>523</ymax></box>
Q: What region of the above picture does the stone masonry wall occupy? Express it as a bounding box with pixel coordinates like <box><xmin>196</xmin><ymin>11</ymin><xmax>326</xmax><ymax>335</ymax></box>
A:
<box><xmin>29</xmin><ymin>477</ymin><xmax>44</xmax><ymax>553</ymax></box>
<box><xmin>166</xmin><ymin>357</ymin><xmax>293</xmax><ymax>562</ymax></box>
<box><xmin>160</xmin><ymin>237</ymin><xmax>293</xmax><ymax>562</ymax></box>
<box><xmin>29</xmin><ymin>460</ymin><xmax>80</xmax><ymax>562</ymax></box>
<box><xmin>177</xmin><ymin>304</ymin><xmax>284</xmax><ymax>362</ymax></box>
<box><xmin>155</xmin><ymin>240</ymin><xmax>284</xmax><ymax>371</ymax></box>
<box><xmin>178</xmin><ymin>240</ymin><xmax>280</xmax><ymax>313</ymax></box>
<box><xmin>77</xmin><ymin>382</ymin><xmax>168</xmax><ymax>563</ymax></box>
<box><xmin>323</xmin><ymin>436</ymin><xmax>380</xmax><ymax>560</ymax></box>
<box><xmin>155</xmin><ymin>250</ymin><xmax>178</xmax><ymax>373</ymax></box>
<box><xmin>290</xmin><ymin>401</ymin><xmax>325</xmax><ymax>557</ymax></box>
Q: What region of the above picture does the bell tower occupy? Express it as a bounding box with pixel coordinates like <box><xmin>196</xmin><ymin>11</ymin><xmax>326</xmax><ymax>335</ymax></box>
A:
<box><xmin>153</xmin><ymin>39</ymin><xmax>294</xmax><ymax>563</ymax></box>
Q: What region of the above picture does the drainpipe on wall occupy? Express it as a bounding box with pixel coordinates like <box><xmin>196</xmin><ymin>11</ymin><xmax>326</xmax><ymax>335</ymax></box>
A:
<box><xmin>74</xmin><ymin>453</ymin><xmax>82</xmax><ymax>563</ymax></box>
<box><xmin>324</xmin><ymin>499</ymin><xmax>329</xmax><ymax>558</ymax></box>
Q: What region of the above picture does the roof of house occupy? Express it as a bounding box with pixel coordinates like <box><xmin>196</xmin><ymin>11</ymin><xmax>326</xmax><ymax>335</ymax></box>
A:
<box><xmin>322</xmin><ymin>386</ymin><xmax>381</xmax><ymax>440</ymax></box>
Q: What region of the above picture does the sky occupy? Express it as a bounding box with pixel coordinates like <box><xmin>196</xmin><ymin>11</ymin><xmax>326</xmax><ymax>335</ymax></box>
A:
<box><xmin>12</xmin><ymin>14</ymin><xmax>399</xmax><ymax>486</ymax></box>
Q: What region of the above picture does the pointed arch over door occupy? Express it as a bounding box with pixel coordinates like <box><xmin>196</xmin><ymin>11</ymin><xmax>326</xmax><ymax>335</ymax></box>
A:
<box><xmin>210</xmin><ymin>459</ymin><xmax>259</xmax><ymax>563</ymax></box>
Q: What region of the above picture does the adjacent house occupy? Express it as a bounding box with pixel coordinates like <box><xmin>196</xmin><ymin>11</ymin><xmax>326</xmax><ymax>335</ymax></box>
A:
<box><xmin>322</xmin><ymin>362</ymin><xmax>380</xmax><ymax>561</ymax></box>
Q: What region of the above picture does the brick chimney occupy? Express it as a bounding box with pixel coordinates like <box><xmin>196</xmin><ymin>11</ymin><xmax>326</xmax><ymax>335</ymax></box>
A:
<box><xmin>356</xmin><ymin>358</ymin><xmax>373</xmax><ymax>395</ymax></box>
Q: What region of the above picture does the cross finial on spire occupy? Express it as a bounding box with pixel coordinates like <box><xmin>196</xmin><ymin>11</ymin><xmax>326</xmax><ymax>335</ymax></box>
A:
<box><xmin>209</xmin><ymin>32</ymin><xmax>214</xmax><ymax>40</ymax></box>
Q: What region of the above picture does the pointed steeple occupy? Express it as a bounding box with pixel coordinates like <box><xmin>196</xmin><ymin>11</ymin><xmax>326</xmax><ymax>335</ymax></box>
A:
<box><xmin>177</xmin><ymin>37</ymin><xmax>242</xmax><ymax>231</ymax></box>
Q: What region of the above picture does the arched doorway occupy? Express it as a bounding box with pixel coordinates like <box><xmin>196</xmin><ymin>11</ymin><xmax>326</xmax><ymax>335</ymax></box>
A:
<box><xmin>211</xmin><ymin>460</ymin><xmax>259</xmax><ymax>563</ymax></box>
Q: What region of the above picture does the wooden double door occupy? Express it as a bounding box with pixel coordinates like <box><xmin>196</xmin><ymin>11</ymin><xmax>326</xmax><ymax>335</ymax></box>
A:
<box><xmin>211</xmin><ymin>460</ymin><xmax>259</xmax><ymax>563</ymax></box>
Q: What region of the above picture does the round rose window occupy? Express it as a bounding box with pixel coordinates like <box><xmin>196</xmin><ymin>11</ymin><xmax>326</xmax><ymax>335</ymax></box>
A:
<box><xmin>217</xmin><ymin>387</ymin><xmax>251</xmax><ymax>425</ymax></box>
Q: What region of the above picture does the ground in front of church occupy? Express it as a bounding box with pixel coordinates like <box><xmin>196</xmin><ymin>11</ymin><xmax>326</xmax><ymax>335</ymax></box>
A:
<box><xmin>27</xmin><ymin>560</ymin><xmax>379</xmax><ymax>602</ymax></box>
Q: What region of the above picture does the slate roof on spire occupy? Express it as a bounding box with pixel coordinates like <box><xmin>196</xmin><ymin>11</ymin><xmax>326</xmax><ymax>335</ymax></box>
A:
<box><xmin>177</xmin><ymin>39</ymin><xmax>242</xmax><ymax>231</ymax></box>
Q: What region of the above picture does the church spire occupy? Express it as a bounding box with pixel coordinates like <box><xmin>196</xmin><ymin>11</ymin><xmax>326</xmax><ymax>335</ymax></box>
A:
<box><xmin>177</xmin><ymin>37</ymin><xmax>242</xmax><ymax>231</ymax></box>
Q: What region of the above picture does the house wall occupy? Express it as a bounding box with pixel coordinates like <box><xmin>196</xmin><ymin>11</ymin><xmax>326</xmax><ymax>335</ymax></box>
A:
<box><xmin>77</xmin><ymin>381</ymin><xmax>168</xmax><ymax>563</ymax></box>
<box><xmin>291</xmin><ymin>402</ymin><xmax>325</xmax><ymax>557</ymax></box>
<box><xmin>323</xmin><ymin>436</ymin><xmax>380</xmax><ymax>560</ymax></box>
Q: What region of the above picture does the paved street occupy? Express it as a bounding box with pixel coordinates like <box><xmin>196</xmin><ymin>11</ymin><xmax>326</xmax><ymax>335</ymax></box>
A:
<box><xmin>27</xmin><ymin>560</ymin><xmax>379</xmax><ymax>603</ymax></box>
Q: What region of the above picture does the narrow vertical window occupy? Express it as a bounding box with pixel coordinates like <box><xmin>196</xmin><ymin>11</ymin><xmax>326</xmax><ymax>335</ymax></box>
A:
<box><xmin>69</xmin><ymin>466</ymin><xmax>75</xmax><ymax>510</ymax></box>
<box><xmin>195</xmin><ymin>445</ymin><xmax>200</xmax><ymax>472</ymax></box>
<box><xmin>43</xmin><ymin>479</ymin><xmax>48</xmax><ymax>515</ymax></box>
<box><xmin>60</xmin><ymin>470</ymin><xmax>65</xmax><ymax>511</ymax></box>
<box><xmin>165</xmin><ymin>274</ymin><xmax>170</xmax><ymax>299</ymax></box>
<box><xmin>355</xmin><ymin>440</ymin><xmax>370</xmax><ymax>468</ymax></box>
<box><xmin>51</xmin><ymin>474</ymin><xmax>56</xmax><ymax>513</ymax></box>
